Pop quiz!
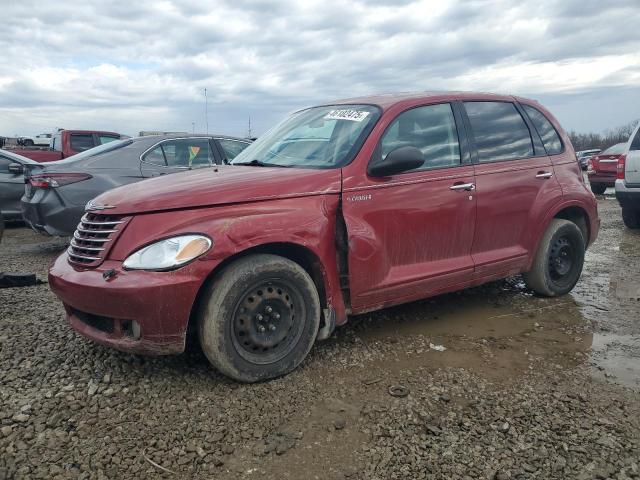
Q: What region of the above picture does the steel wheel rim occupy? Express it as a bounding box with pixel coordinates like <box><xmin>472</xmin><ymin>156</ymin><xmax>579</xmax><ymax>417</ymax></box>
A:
<box><xmin>548</xmin><ymin>236</ymin><xmax>574</xmax><ymax>280</ymax></box>
<box><xmin>231</xmin><ymin>278</ymin><xmax>305</xmax><ymax>365</ymax></box>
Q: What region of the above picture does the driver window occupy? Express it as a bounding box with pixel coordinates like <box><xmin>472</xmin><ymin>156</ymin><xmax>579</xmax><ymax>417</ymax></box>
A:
<box><xmin>381</xmin><ymin>103</ymin><xmax>461</xmax><ymax>171</ymax></box>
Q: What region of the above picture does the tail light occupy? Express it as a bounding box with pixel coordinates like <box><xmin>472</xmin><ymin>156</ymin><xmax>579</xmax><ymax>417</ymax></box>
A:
<box><xmin>29</xmin><ymin>173</ymin><xmax>92</xmax><ymax>188</ymax></box>
<box><xmin>617</xmin><ymin>155</ymin><xmax>626</xmax><ymax>180</ymax></box>
<box><xmin>586</xmin><ymin>159</ymin><xmax>594</xmax><ymax>173</ymax></box>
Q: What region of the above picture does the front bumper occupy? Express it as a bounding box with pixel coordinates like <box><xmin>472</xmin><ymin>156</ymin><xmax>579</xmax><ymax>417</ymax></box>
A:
<box><xmin>49</xmin><ymin>252</ymin><xmax>218</xmax><ymax>355</ymax></box>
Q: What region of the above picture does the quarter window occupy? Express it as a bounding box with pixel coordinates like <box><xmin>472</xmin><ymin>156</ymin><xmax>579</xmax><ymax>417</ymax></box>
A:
<box><xmin>143</xmin><ymin>146</ymin><xmax>166</xmax><ymax>166</ymax></box>
<box><xmin>218</xmin><ymin>139</ymin><xmax>250</xmax><ymax>160</ymax></box>
<box><xmin>522</xmin><ymin>104</ymin><xmax>563</xmax><ymax>155</ymax></box>
<box><xmin>380</xmin><ymin>103</ymin><xmax>461</xmax><ymax>171</ymax></box>
<box><xmin>464</xmin><ymin>102</ymin><xmax>534</xmax><ymax>162</ymax></box>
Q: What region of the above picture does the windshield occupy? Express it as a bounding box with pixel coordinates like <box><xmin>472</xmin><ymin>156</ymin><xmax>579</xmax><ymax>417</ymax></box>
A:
<box><xmin>602</xmin><ymin>143</ymin><xmax>626</xmax><ymax>155</ymax></box>
<box><xmin>53</xmin><ymin>138</ymin><xmax>133</xmax><ymax>165</ymax></box>
<box><xmin>231</xmin><ymin>105</ymin><xmax>380</xmax><ymax>169</ymax></box>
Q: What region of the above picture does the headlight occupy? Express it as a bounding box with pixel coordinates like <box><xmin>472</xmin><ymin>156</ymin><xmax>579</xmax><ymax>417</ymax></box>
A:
<box><xmin>123</xmin><ymin>235</ymin><xmax>212</xmax><ymax>271</ymax></box>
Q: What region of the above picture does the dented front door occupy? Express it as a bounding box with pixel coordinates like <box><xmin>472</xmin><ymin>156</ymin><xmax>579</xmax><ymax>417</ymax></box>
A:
<box><xmin>341</xmin><ymin>102</ymin><xmax>477</xmax><ymax>313</ymax></box>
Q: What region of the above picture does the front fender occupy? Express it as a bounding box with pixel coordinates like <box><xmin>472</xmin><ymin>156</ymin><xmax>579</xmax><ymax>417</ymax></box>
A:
<box><xmin>109</xmin><ymin>195</ymin><xmax>346</xmax><ymax>323</ymax></box>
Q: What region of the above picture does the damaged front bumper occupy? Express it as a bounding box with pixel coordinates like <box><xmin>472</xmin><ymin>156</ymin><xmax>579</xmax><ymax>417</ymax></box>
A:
<box><xmin>49</xmin><ymin>252</ymin><xmax>217</xmax><ymax>355</ymax></box>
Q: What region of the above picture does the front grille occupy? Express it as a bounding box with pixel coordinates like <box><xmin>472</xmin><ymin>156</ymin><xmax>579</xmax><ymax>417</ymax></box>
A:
<box><xmin>67</xmin><ymin>213</ymin><xmax>129</xmax><ymax>268</ymax></box>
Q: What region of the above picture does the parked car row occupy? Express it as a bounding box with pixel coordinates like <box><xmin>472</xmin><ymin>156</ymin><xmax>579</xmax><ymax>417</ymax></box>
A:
<box><xmin>576</xmin><ymin>149</ymin><xmax>601</xmax><ymax>170</ymax></box>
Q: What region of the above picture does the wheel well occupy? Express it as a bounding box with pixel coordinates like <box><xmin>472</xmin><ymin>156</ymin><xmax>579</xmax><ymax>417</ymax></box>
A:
<box><xmin>186</xmin><ymin>243</ymin><xmax>328</xmax><ymax>341</ymax></box>
<box><xmin>553</xmin><ymin>206</ymin><xmax>589</xmax><ymax>244</ymax></box>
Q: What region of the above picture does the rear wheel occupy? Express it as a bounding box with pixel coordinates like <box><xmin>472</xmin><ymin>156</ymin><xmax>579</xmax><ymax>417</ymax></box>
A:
<box><xmin>622</xmin><ymin>207</ymin><xmax>640</xmax><ymax>229</ymax></box>
<box><xmin>590</xmin><ymin>183</ymin><xmax>606</xmax><ymax>195</ymax></box>
<box><xmin>22</xmin><ymin>139</ymin><xmax>34</xmax><ymax>147</ymax></box>
<box><xmin>523</xmin><ymin>219</ymin><xmax>585</xmax><ymax>297</ymax></box>
<box><xmin>198</xmin><ymin>254</ymin><xmax>321</xmax><ymax>382</ymax></box>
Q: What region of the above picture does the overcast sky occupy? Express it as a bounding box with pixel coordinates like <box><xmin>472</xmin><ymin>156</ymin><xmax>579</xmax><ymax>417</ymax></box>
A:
<box><xmin>0</xmin><ymin>0</ymin><xmax>638</xmax><ymax>138</ymax></box>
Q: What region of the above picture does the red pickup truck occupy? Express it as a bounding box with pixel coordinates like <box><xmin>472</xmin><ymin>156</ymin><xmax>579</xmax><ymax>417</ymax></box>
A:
<box><xmin>48</xmin><ymin>92</ymin><xmax>599</xmax><ymax>382</ymax></box>
<box><xmin>8</xmin><ymin>130</ymin><xmax>122</xmax><ymax>162</ymax></box>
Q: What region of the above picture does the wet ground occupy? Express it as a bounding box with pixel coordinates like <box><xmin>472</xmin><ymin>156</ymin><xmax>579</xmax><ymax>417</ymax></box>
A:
<box><xmin>1</xmin><ymin>192</ymin><xmax>639</xmax><ymax>479</ymax></box>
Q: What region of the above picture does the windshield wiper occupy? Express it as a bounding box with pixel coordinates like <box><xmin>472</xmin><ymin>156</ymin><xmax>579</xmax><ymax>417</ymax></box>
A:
<box><xmin>233</xmin><ymin>159</ymin><xmax>291</xmax><ymax>168</ymax></box>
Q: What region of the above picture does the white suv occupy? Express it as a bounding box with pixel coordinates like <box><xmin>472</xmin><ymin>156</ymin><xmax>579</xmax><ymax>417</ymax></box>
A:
<box><xmin>615</xmin><ymin>123</ymin><xmax>640</xmax><ymax>228</ymax></box>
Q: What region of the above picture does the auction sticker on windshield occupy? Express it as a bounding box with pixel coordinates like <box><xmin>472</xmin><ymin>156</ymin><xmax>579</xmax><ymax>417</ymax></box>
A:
<box><xmin>324</xmin><ymin>109</ymin><xmax>370</xmax><ymax>122</ymax></box>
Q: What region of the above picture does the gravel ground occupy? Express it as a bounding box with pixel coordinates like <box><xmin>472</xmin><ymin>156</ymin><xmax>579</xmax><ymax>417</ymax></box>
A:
<box><xmin>1</xmin><ymin>193</ymin><xmax>639</xmax><ymax>479</ymax></box>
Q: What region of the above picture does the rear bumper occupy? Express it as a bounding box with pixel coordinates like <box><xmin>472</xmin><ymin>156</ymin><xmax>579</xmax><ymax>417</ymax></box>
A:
<box><xmin>615</xmin><ymin>179</ymin><xmax>640</xmax><ymax>208</ymax></box>
<box><xmin>587</xmin><ymin>173</ymin><xmax>616</xmax><ymax>186</ymax></box>
<box><xmin>21</xmin><ymin>190</ymin><xmax>84</xmax><ymax>236</ymax></box>
<box><xmin>48</xmin><ymin>252</ymin><xmax>218</xmax><ymax>355</ymax></box>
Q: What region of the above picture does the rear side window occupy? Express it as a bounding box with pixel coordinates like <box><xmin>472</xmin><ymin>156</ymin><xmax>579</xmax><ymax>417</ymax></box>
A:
<box><xmin>522</xmin><ymin>104</ymin><xmax>563</xmax><ymax>155</ymax></box>
<box><xmin>218</xmin><ymin>139</ymin><xmax>250</xmax><ymax>160</ymax></box>
<box><xmin>380</xmin><ymin>103</ymin><xmax>461</xmax><ymax>171</ymax></box>
<box><xmin>464</xmin><ymin>102</ymin><xmax>534</xmax><ymax>162</ymax></box>
<box><xmin>70</xmin><ymin>134</ymin><xmax>95</xmax><ymax>152</ymax></box>
<box><xmin>143</xmin><ymin>138</ymin><xmax>214</xmax><ymax>168</ymax></box>
<box><xmin>631</xmin><ymin>128</ymin><xmax>640</xmax><ymax>151</ymax></box>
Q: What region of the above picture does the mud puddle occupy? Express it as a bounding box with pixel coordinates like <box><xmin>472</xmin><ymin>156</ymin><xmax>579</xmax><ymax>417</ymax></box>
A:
<box><xmin>349</xmin><ymin>279</ymin><xmax>592</xmax><ymax>385</ymax></box>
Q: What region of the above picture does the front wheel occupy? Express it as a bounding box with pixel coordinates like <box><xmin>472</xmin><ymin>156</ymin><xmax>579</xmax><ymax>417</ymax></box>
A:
<box><xmin>198</xmin><ymin>254</ymin><xmax>321</xmax><ymax>382</ymax></box>
<box><xmin>622</xmin><ymin>207</ymin><xmax>640</xmax><ymax>229</ymax></box>
<box><xmin>590</xmin><ymin>183</ymin><xmax>606</xmax><ymax>195</ymax></box>
<box><xmin>523</xmin><ymin>219</ymin><xmax>585</xmax><ymax>297</ymax></box>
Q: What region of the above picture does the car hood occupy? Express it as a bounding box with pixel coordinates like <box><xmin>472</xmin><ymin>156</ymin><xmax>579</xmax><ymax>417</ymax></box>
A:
<box><xmin>91</xmin><ymin>165</ymin><xmax>342</xmax><ymax>215</ymax></box>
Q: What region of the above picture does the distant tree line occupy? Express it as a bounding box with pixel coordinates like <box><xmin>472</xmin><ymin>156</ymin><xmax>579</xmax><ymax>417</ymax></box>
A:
<box><xmin>568</xmin><ymin>119</ymin><xmax>639</xmax><ymax>151</ymax></box>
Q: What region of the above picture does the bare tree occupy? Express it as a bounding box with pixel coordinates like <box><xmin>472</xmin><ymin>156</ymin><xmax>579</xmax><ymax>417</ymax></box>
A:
<box><xmin>568</xmin><ymin>119</ymin><xmax>639</xmax><ymax>151</ymax></box>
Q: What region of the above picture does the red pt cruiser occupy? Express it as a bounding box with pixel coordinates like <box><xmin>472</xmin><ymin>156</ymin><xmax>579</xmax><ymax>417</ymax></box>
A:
<box><xmin>49</xmin><ymin>92</ymin><xmax>599</xmax><ymax>382</ymax></box>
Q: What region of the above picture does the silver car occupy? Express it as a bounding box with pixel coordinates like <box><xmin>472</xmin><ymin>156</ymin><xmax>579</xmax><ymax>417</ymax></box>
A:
<box><xmin>0</xmin><ymin>149</ymin><xmax>39</xmax><ymax>221</ymax></box>
<box><xmin>21</xmin><ymin>134</ymin><xmax>252</xmax><ymax>236</ymax></box>
<box><xmin>615</xmin><ymin>123</ymin><xmax>640</xmax><ymax>229</ymax></box>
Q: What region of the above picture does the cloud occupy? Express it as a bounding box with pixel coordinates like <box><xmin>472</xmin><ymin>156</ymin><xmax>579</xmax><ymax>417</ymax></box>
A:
<box><xmin>0</xmin><ymin>0</ymin><xmax>638</xmax><ymax>137</ymax></box>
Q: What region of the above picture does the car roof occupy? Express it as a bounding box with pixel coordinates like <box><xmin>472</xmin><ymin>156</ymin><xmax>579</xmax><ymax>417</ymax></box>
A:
<box><xmin>324</xmin><ymin>91</ymin><xmax>518</xmax><ymax>111</ymax></box>
<box><xmin>134</xmin><ymin>133</ymin><xmax>251</xmax><ymax>143</ymax></box>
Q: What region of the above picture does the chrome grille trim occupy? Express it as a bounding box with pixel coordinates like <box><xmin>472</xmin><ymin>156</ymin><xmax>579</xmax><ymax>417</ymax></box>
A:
<box><xmin>68</xmin><ymin>213</ymin><xmax>129</xmax><ymax>267</ymax></box>
<box><xmin>80</xmin><ymin>218</ymin><xmax>125</xmax><ymax>226</ymax></box>
<box><xmin>76</xmin><ymin>225</ymin><xmax>119</xmax><ymax>234</ymax></box>
<box><xmin>73</xmin><ymin>231</ymin><xmax>111</xmax><ymax>243</ymax></box>
<box><xmin>67</xmin><ymin>247</ymin><xmax>101</xmax><ymax>261</ymax></box>
<box><xmin>70</xmin><ymin>239</ymin><xmax>104</xmax><ymax>251</ymax></box>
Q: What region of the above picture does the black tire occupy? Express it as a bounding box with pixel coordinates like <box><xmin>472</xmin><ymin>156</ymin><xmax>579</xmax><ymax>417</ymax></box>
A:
<box><xmin>523</xmin><ymin>219</ymin><xmax>585</xmax><ymax>297</ymax></box>
<box><xmin>0</xmin><ymin>211</ymin><xmax>4</xmax><ymax>244</ymax></box>
<box><xmin>622</xmin><ymin>207</ymin><xmax>640</xmax><ymax>229</ymax></box>
<box><xmin>197</xmin><ymin>254</ymin><xmax>321</xmax><ymax>382</ymax></box>
<box><xmin>590</xmin><ymin>183</ymin><xmax>606</xmax><ymax>195</ymax></box>
<box><xmin>23</xmin><ymin>139</ymin><xmax>34</xmax><ymax>147</ymax></box>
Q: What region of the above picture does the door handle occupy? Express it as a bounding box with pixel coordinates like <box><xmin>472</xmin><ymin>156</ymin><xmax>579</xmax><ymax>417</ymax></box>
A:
<box><xmin>450</xmin><ymin>182</ymin><xmax>475</xmax><ymax>191</ymax></box>
<box><xmin>536</xmin><ymin>171</ymin><xmax>553</xmax><ymax>179</ymax></box>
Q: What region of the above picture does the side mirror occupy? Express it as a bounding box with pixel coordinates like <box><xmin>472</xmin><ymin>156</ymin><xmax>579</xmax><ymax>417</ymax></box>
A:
<box><xmin>8</xmin><ymin>163</ymin><xmax>23</xmax><ymax>175</ymax></box>
<box><xmin>368</xmin><ymin>146</ymin><xmax>424</xmax><ymax>177</ymax></box>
